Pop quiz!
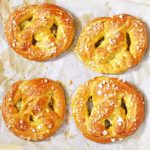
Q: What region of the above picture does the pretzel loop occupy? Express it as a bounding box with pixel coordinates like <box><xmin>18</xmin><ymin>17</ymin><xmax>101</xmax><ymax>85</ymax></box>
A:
<box><xmin>72</xmin><ymin>77</ymin><xmax>144</xmax><ymax>143</ymax></box>
<box><xmin>2</xmin><ymin>78</ymin><xmax>66</xmax><ymax>141</ymax></box>
<box><xmin>5</xmin><ymin>4</ymin><xmax>74</xmax><ymax>61</ymax></box>
<box><xmin>76</xmin><ymin>14</ymin><xmax>148</xmax><ymax>74</ymax></box>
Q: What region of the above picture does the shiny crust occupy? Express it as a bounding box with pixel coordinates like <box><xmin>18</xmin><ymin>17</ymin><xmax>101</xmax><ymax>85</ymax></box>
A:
<box><xmin>72</xmin><ymin>76</ymin><xmax>144</xmax><ymax>143</ymax></box>
<box><xmin>75</xmin><ymin>14</ymin><xmax>148</xmax><ymax>74</ymax></box>
<box><xmin>2</xmin><ymin>78</ymin><xmax>66</xmax><ymax>141</ymax></box>
<box><xmin>5</xmin><ymin>3</ymin><xmax>74</xmax><ymax>61</ymax></box>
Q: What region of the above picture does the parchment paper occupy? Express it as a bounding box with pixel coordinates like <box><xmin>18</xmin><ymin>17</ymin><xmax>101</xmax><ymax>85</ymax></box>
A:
<box><xmin>0</xmin><ymin>0</ymin><xmax>150</xmax><ymax>150</ymax></box>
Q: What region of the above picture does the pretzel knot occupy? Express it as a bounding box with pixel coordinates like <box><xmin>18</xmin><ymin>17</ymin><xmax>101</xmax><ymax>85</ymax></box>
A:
<box><xmin>72</xmin><ymin>77</ymin><xmax>144</xmax><ymax>143</ymax></box>
<box><xmin>2</xmin><ymin>78</ymin><xmax>66</xmax><ymax>141</ymax></box>
<box><xmin>75</xmin><ymin>14</ymin><xmax>148</xmax><ymax>74</ymax></box>
<box><xmin>5</xmin><ymin>3</ymin><xmax>74</xmax><ymax>61</ymax></box>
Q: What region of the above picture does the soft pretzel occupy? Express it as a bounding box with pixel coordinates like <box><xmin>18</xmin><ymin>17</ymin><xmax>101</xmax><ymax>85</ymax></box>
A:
<box><xmin>72</xmin><ymin>76</ymin><xmax>144</xmax><ymax>143</ymax></box>
<box><xmin>75</xmin><ymin>14</ymin><xmax>148</xmax><ymax>74</ymax></box>
<box><xmin>2</xmin><ymin>78</ymin><xmax>66</xmax><ymax>141</ymax></box>
<box><xmin>4</xmin><ymin>3</ymin><xmax>74</xmax><ymax>61</ymax></box>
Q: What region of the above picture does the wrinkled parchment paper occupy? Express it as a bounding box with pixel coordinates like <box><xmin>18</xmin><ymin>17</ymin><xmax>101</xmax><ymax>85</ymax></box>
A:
<box><xmin>0</xmin><ymin>0</ymin><xmax>150</xmax><ymax>150</ymax></box>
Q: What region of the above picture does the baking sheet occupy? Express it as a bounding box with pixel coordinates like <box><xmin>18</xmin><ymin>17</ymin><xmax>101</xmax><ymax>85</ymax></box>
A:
<box><xmin>0</xmin><ymin>0</ymin><xmax>150</xmax><ymax>150</ymax></box>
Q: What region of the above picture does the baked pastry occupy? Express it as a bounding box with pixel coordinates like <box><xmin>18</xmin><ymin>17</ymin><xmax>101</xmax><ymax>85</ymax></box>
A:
<box><xmin>72</xmin><ymin>76</ymin><xmax>144</xmax><ymax>143</ymax></box>
<box><xmin>2</xmin><ymin>78</ymin><xmax>66</xmax><ymax>141</ymax></box>
<box><xmin>5</xmin><ymin>3</ymin><xmax>74</xmax><ymax>61</ymax></box>
<box><xmin>75</xmin><ymin>14</ymin><xmax>148</xmax><ymax>74</ymax></box>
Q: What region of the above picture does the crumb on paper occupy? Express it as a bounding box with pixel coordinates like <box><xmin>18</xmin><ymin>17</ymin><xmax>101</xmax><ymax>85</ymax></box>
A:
<box><xmin>69</xmin><ymin>80</ymin><xmax>73</xmax><ymax>85</ymax></box>
<box><xmin>64</xmin><ymin>130</ymin><xmax>76</xmax><ymax>139</ymax></box>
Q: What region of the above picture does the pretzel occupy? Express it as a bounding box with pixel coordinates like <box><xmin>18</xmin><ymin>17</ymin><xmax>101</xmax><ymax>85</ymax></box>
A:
<box><xmin>72</xmin><ymin>77</ymin><xmax>144</xmax><ymax>143</ymax></box>
<box><xmin>4</xmin><ymin>3</ymin><xmax>74</xmax><ymax>61</ymax></box>
<box><xmin>2</xmin><ymin>78</ymin><xmax>66</xmax><ymax>141</ymax></box>
<box><xmin>75</xmin><ymin>14</ymin><xmax>148</xmax><ymax>74</ymax></box>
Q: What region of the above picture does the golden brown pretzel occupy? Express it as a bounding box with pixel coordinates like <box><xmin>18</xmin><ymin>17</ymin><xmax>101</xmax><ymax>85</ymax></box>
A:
<box><xmin>72</xmin><ymin>76</ymin><xmax>144</xmax><ymax>143</ymax></box>
<box><xmin>75</xmin><ymin>14</ymin><xmax>148</xmax><ymax>74</ymax></box>
<box><xmin>5</xmin><ymin>3</ymin><xmax>74</xmax><ymax>61</ymax></box>
<box><xmin>2</xmin><ymin>78</ymin><xmax>66</xmax><ymax>141</ymax></box>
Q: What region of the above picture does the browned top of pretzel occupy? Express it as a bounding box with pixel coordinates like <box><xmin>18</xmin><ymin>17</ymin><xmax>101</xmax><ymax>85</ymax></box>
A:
<box><xmin>75</xmin><ymin>14</ymin><xmax>148</xmax><ymax>74</ymax></box>
<box><xmin>72</xmin><ymin>77</ymin><xmax>144</xmax><ymax>143</ymax></box>
<box><xmin>5</xmin><ymin>3</ymin><xmax>74</xmax><ymax>61</ymax></box>
<box><xmin>2</xmin><ymin>78</ymin><xmax>66</xmax><ymax>141</ymax></box>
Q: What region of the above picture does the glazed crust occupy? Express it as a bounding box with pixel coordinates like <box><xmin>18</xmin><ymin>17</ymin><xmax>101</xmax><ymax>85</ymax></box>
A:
<box><xmin>2</xmin><ymin>78</ymin><xmax>66</xmax><ymax>141</ymax></box>
<box><xmin>5</xmin><ymin>3</ymin><xmax>74</xmax><ymax>61</ymax></box>
<box><xmin>72</xmin><ymin>76</ymin><xmax>144</xmax><ymax>143</ymax></box>
<box><xmin>75</xmin><ymin>14</ymin><xmax>148</xmax><ymax>74</ymax></box>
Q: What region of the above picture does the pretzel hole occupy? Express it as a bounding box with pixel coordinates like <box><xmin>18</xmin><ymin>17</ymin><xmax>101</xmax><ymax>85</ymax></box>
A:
<box><xmin>86</xmin><ymin>96</ymin><xmax>93</xmax><ymax>116</ymax></box>
<box><xmin>105</xmin><ymin>119</ymin><xmax>112</xmax><ymax>129</ymax></box>
<box><xmin>126</xmin><ymin>33</ymin><xmax>131</xmax><ymax>51</ymax></box>
<box><xmin>14</xmin><ymin>98</ymin><xmax>22</xmax><ymax>112</ymax></box>
<box><xmin>48</xmin><ymin>98</ymin><xmax>54</xmax><ymax>111</ymax></box>
<box><xmin>19</xmin><ymin>17</ymin><xmax>33</xmax><ymax>31</ymax></box>
<box><xmin>50</xmin><ymin>24</ymin><xmax>58</xmax><ymax>37</ymax></box>
<box><xmin>121</xmin><ymin>98</ymin><xmax>127</xmax><ymax>114</ymax></box>
<box><xmin>32</xmin><ymin>36</ymin><xmax>37</xmax><ymax>45</ymax></box>
<box><xmin>29</xmin><ymin>115</ymin><xmax>34</xmax><ymax>122</ymax></box>
<box><xmin>95</xmin><ymin>37</ymin><xmax>104</xmax><ymax>48</ymax></box>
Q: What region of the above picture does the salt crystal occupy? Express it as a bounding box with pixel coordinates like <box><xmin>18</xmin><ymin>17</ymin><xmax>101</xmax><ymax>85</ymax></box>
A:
<box><xmin>37</xmin><ymin>124</ymin><xmax>43</xmax><ymax>130</ymax></box>
<box><xmin>97</xmin><ymin>90</ymin><xmax>102</xmax><ymax>96</ymax></box>
<box><xmin>104</xmin><ymin>94</ymin><xmax>107</xmax><ymax>97</ymax></box>
<box><xmin>65</xmin><ymin>18</ymin><xmax>69</xmax><ymax>21</ymax></box>
<box><xmin>107</xmin><ymin>46</ymin><xmax>111</xmax><ymax>51</ymax></box>
<box><xmin>20</xmin><ymin>120</ymin><xmax>23</xmax><ymax>124</ymax></box>
<box><xmin>40</xmin><ymin>16</ymin><xmax>45</xmax><ymax>20</ymax></box>
<box><xmin>32</xmin><ymin>129</ymin><xmax>36</xmax><ymax>132</ymax></box>
<box><xmin>117</xmin><ymin>117</ymin><xmax>123</xmax><ymax>125</ymax></box>
<box><xmin>44</xmin><ymin>78</ymin><xmax>48</xmax><ymax>83</ymax></box>
<box><xmin>12</xmin><ymin>42</ymin><xmax>16</xmax><ymax>47</ymax></box>
<box><xmin>119</xmin><ymin>14</ymin><xmax>123</xmax><ymax>19</ymax></box>
<box><xmin>8</xmin><ymin>98</ymin><xmax>12</xmax><ymax>101</ymax></box>
<box><xmin>98</xmin><ymin>83</ymin><xmax>103</xmax><ymax>88</ymax></box>
<box><xmin>111</xmin><ymin>138</ymin><xmax>116</xmax><ymax>142</ymax></box>
<box><xmin>12</xmin><ymin>20</ymin><xmax>16</xmax><ymax>25</ymax></box>
<box><xmin>102</xmin><ymin>80</ymin><xmax>106</xmax><ymax>84</ymax></box>
<box><xmin>48</xmin><ymin>124</ymin><xmax>52</xmax><ymax>129</ymax></box>
<box><xmin>102</xmin><ymin>130</ymin><xmax>107</xmax><ymax>135</ymax></box>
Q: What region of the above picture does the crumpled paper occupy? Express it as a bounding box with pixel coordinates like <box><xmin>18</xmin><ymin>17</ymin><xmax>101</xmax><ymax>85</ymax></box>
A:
<box><xmin>128</xmin><ymin>0</ymin><xmax>150</xmax><ymax>5</ymax></box>
<box><xmin>0</xmin><ymin>0</ymin><xmax>150</xmax><ymax>150</ymax></box>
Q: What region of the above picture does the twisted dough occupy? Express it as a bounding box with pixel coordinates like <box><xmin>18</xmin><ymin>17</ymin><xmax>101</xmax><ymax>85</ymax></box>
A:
<box><xmin>2</xmin><ymin>78</ymin><xmax>66</xmax><ymax>141</ymax></box>
<box><xmin>72</xmin><ymin>77</ymin><xmax>144</xmax><ymax>143</ymax></box>
<box><xmin>5</xmin><ymin>3</ymin><xmax>74</xmax><ymax>61</ymax></box>
<box><xmin>75</xmin><ymin>14</ymin><xmax>148</xmax><ymax>74</ymax></box>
